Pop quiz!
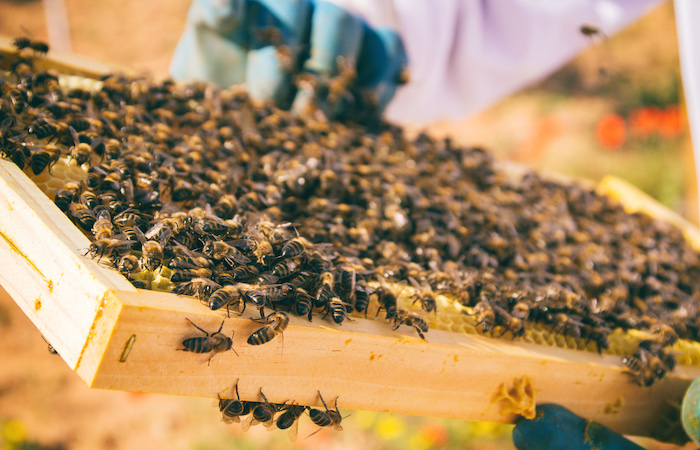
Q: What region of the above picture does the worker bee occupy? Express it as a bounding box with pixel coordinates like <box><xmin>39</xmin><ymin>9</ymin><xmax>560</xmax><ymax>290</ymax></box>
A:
<box><xmin>408</xmin><ymin>276</ymin><xmax>438</xmax><ymax>315</ymax></box>
<box><xmin>208</xmin><ymin>285</ymin><xmax>245</xmax><ymax>315</ymax></box>
<box><xmin>247</xmin><ymin>311</ymin><xmax>289</xmax><ymax>347</ymax></box>
<box><xmin>171</xmin><ymin>277</ymin><xmax>221</xmax><ymax>301</ymax></box>
<box><xmin>179</xmin><ymin>318</ymin><xmax>237</xmax><ymax>365</ymax></box>
<box><xmin>276</xmin><ymin>402</ymin><xmax>307</xmax><ymax>441</ymax></box>
<box><xmin>86</xmin><ymin>235</ymin><xmax>135</xmax><ymax>261</ymax></box>
<box><xmin>92</xmin><ymin>208</ymin><xmax>114</xmax><ymax>240</ymax></box>
<box><xmin>203</xmin><ymin>240</ymin><xmax>251</xmax><ymax>266</ymax></box>
<box><xmin>470</xmin><ymin>300</ymin><xmax>496</xmax><ymax>334</ymax></box>
<box><xmin>218</xmin><ymin>381</ymin><xmax>251</xmax><ymax>424</ymax></box>
<box><xmin>228</xmin><ymin>264</ymin><xmax>260</xmax><ymax>283</ymax></box>
<box><xmin>373</xmin><ymin>282</ymin><xmax>398</xmax><ymax>321</ymax></box>
<box><xmin>11</xmin><ymin>37</ymin><xmax>31</xmax><ymax>51</ymax></box>
<box><xmin>53</xmin><ymin>182</ymin><xmax>80</xmax><ymax>212</ymax></box>
<box><xmin>393</xmin><ymin>309</ymin><xmax>429</xmax><ymax>340</ymax></box>
<box><xmin>353</xmin><ymin>285</ymin><xmax>371</xmax><ymax>314</ymax></box>
<box><xmin>278</xmin><ymin>237</ymin><xmax>310</xmax><ymax>259</ymax></box>
<box><xmin>241</xmin><ymin>389</ymin><xmax>279</xmax><ymax>431</ymax></box>
<box><xmin>170</xmin><ymin>267</ymin><xmax>214</xmax><ymax>283</ymax></box>
<box><xmin>69</xmin><ymin>202</ymin><xmax>96</xmax><ymax>231</ymax></box>
<box><xmin>622</xmin><ymin>348</ymin><xmax>669</xmax><ymax>387</ymax></box>
<box><xmin>323</xmin><ymin>297</ymin><xmax>351</xmax><ymax>324</ymax></box>
<box><xmin>30</xmin><ymin>143</ymin><xmax>61</xmax><ymax>175</ymax></box>
<box><xmin>315</xmin><ymin>271</ymin><xmax>335</xmax><ymax>308</ymax></box>
<box><xmin>27</xmin><ymin>118</ymin><xmax>67</xmax><ymax>141</ymax></box>
<box><xmin>551</xmin><ymin>313</ymin><xmax>584</xmax><ymax>339</ymax></box>
<box><xmin>134</xmin><ymin>224</ymin><xmax>171</xmax><ymax>271</ymax></box>
<box><xmin>271</xmin><ymin>254</ymin><xmax>306</xmax><ymax>279</ymax></box>
<box><xmin>294</xmin><ymin>288</ymin><xmax>314</xmax><ymax>320</ymax></box>
<box><xmin>13</xmin><ymin>38</ymin><xmax>49</xmax><ymax>55</ymax></box>
<box><xmin>308</xmin><ymin>391</ymin><xmax>343</xmax><ymax>436</ymax></box>
<box><xmin>116</xmin><ymin>254</ymin><xmax>140</xmax><ymax>278</ymax></box>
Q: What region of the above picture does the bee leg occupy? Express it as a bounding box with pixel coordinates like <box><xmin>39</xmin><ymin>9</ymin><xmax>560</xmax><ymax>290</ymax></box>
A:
<box><xmin>215</xmin><ymin>320</ymin><xmax>225</xmax><ymax>334</ymax></box>
<box><xmin>185</xmin><ymin>318</ymin><xmax>210</xmax><ymax>337</ymax></box>
<box><xmin>414</xmin><ymin>326</ymin><xmax>426</xmax><ymax>340</ymax></box>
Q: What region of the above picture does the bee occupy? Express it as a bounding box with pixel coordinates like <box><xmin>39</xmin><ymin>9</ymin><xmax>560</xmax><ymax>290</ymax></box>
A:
<box><xmin>11</xmin><ymin>37</ymin><xmax>31</xmax><ymax>51</ymax></box>
<box><xmin>408</xmin><ymin>276</ymin><xmax>437</xmax><ymax>315</ymax></box>
<box><xmin>229</xmin><ymin>264</ymin><xmax>260</xmax><ymax>283</ymax></box>
<box><xmin>580</xmin><ymin>24</ymin><xmax>603</xmax><ymax>38</ymax></box>
<box><xmin>353</xmin><ymin>285</ymin><xmax>371</xmax><ymax>314</ymax></box>
<box><xmin>551</xmin><ymin>313</ymin><xmax>584</xmax><ymax>339</ymax></box>
<box><xmin>28</xmin><ymin>39</ymin><xmax>49</xmax><ymax>55</ymax></box>
<box><xmin>104</xmin><ymin>138</ymin><xmax>122</xmax><ymax>160</ymax></box>
<box><xmin>621</xmin><ymin>348</ymin><xmax>668</xmax><ymax>387</ymax></box>
<box><xmin>92</xmin><ymin>209</ymin><xmax>114</xmax><ymax>240</ymax></box>
<box><xmin>179</xmin><ymin>318</ymin><xmax>237</xmax><ymax>365</ymax></box>
<box><xmin>212</xmin><ymin>194</ymin><xmax>238</xmax><ymax>219</ymax></box>
<box><xmin>247</xmin><ymin>311</ymin><xmax>289</xmax><ymax>347</ymax></box>
<box><xmin>69</xmin><ymin>202</ymin><xmax>96</xmax><ymax>231</ymax></box>
<box><xmin>28</xmin><ymin>118</ymin><xmax>67</xmax><ymax>141</ymax></box>
<box><xmin>116</xmin><ymin>254</ymin><xmax>140</xmax><ymax>278</ymax></box>
<box><xmin>86</xmin><ymin>235</ymin><xmax>135</xmax><ymax>261</ymax></box>
<box><xmin>208</xmin><ymin>285</ymin><xmax>245</xmax><ymax>315</ymax></box>
<box><xmin>171</xmin><ymin>277</ymin><xmax>221</xmax><ymax>301</ymax></box>
<box><xmin>324</xmin><ymin>297</ymin><xmax>351</xmax><ymax>324</ymax></box>
<box><xmin>294</xmin><ymin>288</ymin><xmax>314</xmax><ymax>320</ymax></box>
<box><xmin>308</xmin><ymin>391</ymin><xmax>343</xmax><ymax>436</ymax></box>
<box><xmin>203</xmin><ymin>240</ymin><xmax>251</xmax><ymax>266</ymax></box>
<box><xmin>315</xmin><ymin>271</ymin><xmax>335</xmax><ymax>308</ymax></box>
<box><xmin>308</xmin><ymin>252</ymin><xmax>332</xmax><ymax>273</ymax></box>
<box><xmin>53</xmin><ymin>182</ymin><xmax>80</xmax><ymax>212</ymax></box>
<box><xmin>470</xmin><ymin>300</ymin><xmax>496</xmax><ymax>334</ymax></box>
<box><xmin>276</xmin><ymin>402</ymin><xmax>307</xmax><ymax>441</ymax></box>
<box><xmin>5</xmin><ymin>87</ymin><xmax>27</xmax><ymax>113</ymax></box>
<box><xmin>279</xmin><ymin>237</ymin><xmax>310</xmax><ymax>259</ymax></box>
<box><xmin>241</xmin><ymin>389</ymin><xmax>279</xmax><ymax>431</ymax></box>
<box><xmin>270</xmin><ymin>254</ymin><xmax>306</xmax><ymax>279</ymax></box>
<box><xmin>373</xmin><ymin>283</ymin><xmax>398</xmax><ymax>321</ymax></box>
<box><xmin>393</xmin><ymin>309</ymin><xmax>429</xmax><ymax>340</ymax></box>
<box><xmin>170</xmin><ymin>267</ymin><xmax>214</xmax><ymax>283</ymax></box>
<box><xmin>492</xmin><ymin>303</ymin><xmax>525</xmax><ymax>338</ymax></box>
<box><xmin>218</xmin><ymin>381</ymin><xmax>251</xmax><ymax>424</ymax></box>
<box><xmin>30</xmin><ymin>144</ymin><xmax>61</xmax><ymax>175</ymax></box>
<box><xmin>134</xmin><ymin>224</ymin><xmax>171</xmax><ymax>271</ymax></box>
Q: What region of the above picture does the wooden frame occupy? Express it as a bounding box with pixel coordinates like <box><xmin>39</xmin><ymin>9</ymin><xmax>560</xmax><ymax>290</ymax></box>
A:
<box><xmin>2</xmin><ymin>34</ymin><xmax>700</xmax><ymax>439</ymax></box>
<box><xmin>1</xmin><ymin>158</ymin><xmax>700</xmax><ymax>439</ymax></box>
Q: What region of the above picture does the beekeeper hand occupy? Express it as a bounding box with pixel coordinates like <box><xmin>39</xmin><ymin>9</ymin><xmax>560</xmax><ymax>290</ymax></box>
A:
<box><xmin>169</xmin><ymin>0</ymin><xmax>408</xmax><ymax>123</ymax></box>
<box><xmin>512</xmin><ymin>404</ymin><xmax>644</xmax><ymax>450</ymax></box>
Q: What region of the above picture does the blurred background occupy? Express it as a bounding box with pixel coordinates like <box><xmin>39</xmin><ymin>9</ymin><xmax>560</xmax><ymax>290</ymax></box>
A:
<box><xmin>0</xmin><ymin>0</ymin><xmax>693</xmax><ymax>448</ymax></box>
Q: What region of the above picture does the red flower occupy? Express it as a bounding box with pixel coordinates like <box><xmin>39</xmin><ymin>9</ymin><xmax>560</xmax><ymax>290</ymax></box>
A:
<box><xmin>628</xmin><ymin>107</ymin><xmax>661</xmax><ymax>138</ymax></box>
<box><xmin>596</xmin><ymin>113</ymin><xmax>626</xmax><ymax>150</ymax></box>
<box><xmin>658</xmin><ymin>105</ymin><xmax>682</xmax><ymax>139</ymax></box>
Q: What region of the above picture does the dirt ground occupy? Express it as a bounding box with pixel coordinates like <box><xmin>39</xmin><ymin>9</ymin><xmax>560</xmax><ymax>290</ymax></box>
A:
<box><xmin>0</xmin><ymin>0</ymin><xmax>694</xmax><ymax>449</ymax></box>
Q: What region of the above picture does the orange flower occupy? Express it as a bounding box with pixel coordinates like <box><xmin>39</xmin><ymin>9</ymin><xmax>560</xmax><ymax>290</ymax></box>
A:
<box><xmin>628</xmin><ymin>106</ymin><xmax>661</xmax><ymax>138</ymax></box>
<box><xmin>595</xmin><ymin>113</ymin><xmax>626</xmax><ymax>150</ymax></box>
<box><xmin>420</xmin><ymin>422</ymin><xmax>449</xmax><ymax>447</ymax></box>
<box><xmin>658</xmin><ymin>105</ymin><xmax>682</xmax><ymax>139</ymax></box>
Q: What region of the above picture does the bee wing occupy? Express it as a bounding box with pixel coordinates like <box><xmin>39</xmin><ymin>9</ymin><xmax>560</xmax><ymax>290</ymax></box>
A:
<box><xmin>228</xmin><ymin>239</ymin><xmax>252</xmax><ymax>250</ymax></box>
<box><xmin>228</xmin><ymin>253</ymin><xmax>251</xmax><ymax>265</ymax></box>
<box><xmin>69</xmin><ymin>125</ymin><xmax>80</xmax><ymax>147</ymax></box>
<box><xmin>287</xmin><ymin>417</ymin><xmax>299</xmax><ymax>442</ymax></box>
<box><xmin>408</xmin><ymin>276</ymin><xmax>421</xmax><ymax>291</ymax></box>
<box><xmin>240</xmin><ymin>415</ymin><xmax>256</xmax><ymax>432</ymax></box>
<box><xmin>221</xmin><ymin>415</ymin><xmax>241</xmax><ymax>425</ymax></box>
<box><xmin>257</xmin><ymin>273</ymin><xmax>278</xmax><ymax>284</ymax></box>
<box><xmin>133</xmin><ymin>225</ymin><xmax>148</xmax><ymax>245</ymax></box>
<box><xmin>0</xmin><ymin>117</ymin><xmax>11</xmax><ymax>133</ymax></box>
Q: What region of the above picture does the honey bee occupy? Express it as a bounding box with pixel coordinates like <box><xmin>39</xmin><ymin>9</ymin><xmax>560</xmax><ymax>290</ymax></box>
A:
<box><xmin>470</xmin><ymin>300</ymin><xmax>496</xmax><ymax>334</ymax></box>
<box><xmin>276</xmin><ymin>402</ymin><xmax>307</xmax><ymax>441</ymax></box>
<box><xmin>92</xmin><ymin>209</ymin><xmax>114</xmax><ymax>240</ymax></box>
<box><xmin>229</xmin><ymin>264</ymin><xmax>260</xmax><ymax>283</ymax></box>
<box><xmin>134</xmin><ymin>224</ymin><xmax>171</xmax><ymax>271</ymax></box>
<box><xmin>218</xmin><ymin>381</ymin><xmax>251</xmax><ymax>424</ymax></box>
<box><xmin>323</xmin><ymin>297</ymin><xmax>351</xmax><ymax>324</ymax></box>
<box><xmin>294</xmin><ymin>287</ymin><xmax>314</xmax><ymax>320</ymax></box>
<box><xmin>622</xmin><ymin>348</ymin><xmax>668</xmax><ymax>387</ymax></box>
<box><xmin>53</xmin><ymin>182</ymin><xmax>80</xmax><ymax>212</ymax></box>
<box><xmin>68</xmin><ymin>126</ymin><xmax>92</xmax><ymax>166</ymax></box>
<box><xmin>271</xmin><ymin>254</ymin><xmax>306</xmax><ymax>279</ymax></box>
<box><xmin>69</xmin><ymin>202</ymin><xmax>96</xmax><ymax>231</ymax></box>
<box><xmin>179</xmin><ymin>318</ymin><xmax>237</xmax><ymax>365</ymax></box>
<box><xmin>308</xmin><ymin>391</ymin><xmax>343</xmax><ymax>436</ymax></box>
<box><xmin>116</xmin><ymin>254</ymin><xmax>140</xmax><ymax>278</ymax></box>
<box><xmin>241</xmin><ymin>389</ymin><xmax>279</xmax><ymax>431</ymax></box>
<box><xmin>551</xmin><ymin>313</ymin><xmax>584</xmax><ymax>339</ymax></box>
<box><xmin>27</xmin><ymin>118</ymin><xmax>67</xmax><ymax>141</ymax></box>
<box><xmin>30</xmin><ymin>143</ymin><xmax>61</xmax><ymax>175</ymax></box>
<box><xmin>393</xmin><ymin>309</ymin><xmax>429</xmax><ymax>340</ymax></box>
<box><xmin>408</xmin><ymin>276</ymin><xmax>437</xmax><ymax>315</ymax></box>
<box><xmin>208</xmin><ymin>285</ymin><xmax>245</xmax><ymax>315</ymax></box>
<box><xmin>315</xmin><ymin>271</ymin><xmax>335</xmax><ymax>308</ymax></box>
<box><xmin>247</xmin><ymin>311</ymin><xmax>289</xmax><ymax>347</ymax></box>
<box><xmin>13</xmin><ymin>37</ymin><xmax>49</xmax><ymax>55</ymax></box>
<box><xmin>203</xmin><ymin>240</ymin><xmax>251</xmax><ymax>266</ymax></box>
<box><xmin>373</xmin><ymin>283</ymin><xmax>398</xmax><ymax>321</ymax></box>
<box><xmin>171</xmin><ymin>277</ymin><xmax>221</xmax><ymax>301</ymax></box>
<box><xmin>279</xmin><ymin>237</ymin><xmax>310</xmax><ymax>259</ymax></box>
<box><xmin>11</xmin><ymin>37</ymin><xmax>31</xmax><ymax>51</ymax></box>
<box><xmin>353</xmin><ymin>285</ymin><xmax>371</xmax><ymax>314</ymax></box>
<box><xmin>170</xmin><ymin>267</ymin><xmax>214</xmax><ymax>283</ymax></box>
<box><xmin>86</xmin><ymin>235</ymin><xmax>135</xmax><ymax>261</ymax></box>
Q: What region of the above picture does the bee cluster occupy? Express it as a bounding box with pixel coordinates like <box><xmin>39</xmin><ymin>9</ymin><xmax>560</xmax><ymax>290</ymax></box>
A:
<box><xmin>3</xmin><ymin>38</ymin><xmax>700</xmax><ymax>394</ymax></box>
<box><xmin>217</xmin><ymin>384</ymin><xmax>343</xmax><ymax>441</ymax></box>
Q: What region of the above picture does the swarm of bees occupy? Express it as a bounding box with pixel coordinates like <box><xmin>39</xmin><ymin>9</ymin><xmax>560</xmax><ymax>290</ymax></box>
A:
<box><xmin>3</xmin><ymin>36</ymin><xmax>700</xmax><ymax>406</ymax></box>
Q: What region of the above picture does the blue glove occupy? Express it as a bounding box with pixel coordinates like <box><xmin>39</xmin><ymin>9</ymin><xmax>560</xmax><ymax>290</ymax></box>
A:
<box><xmin>170</xmin><ymin>0</ymin><xmax>408</xmax><ymax>122</ymax></box>
<box><xmin>513</xmin><ymin>404</ymin><xmax>643</xmax><ymax>450</ymax></box>
<box><xmin>682</xmin><ymin>377</ymin><xmax>700</xmax><ymax>445</ymax></box>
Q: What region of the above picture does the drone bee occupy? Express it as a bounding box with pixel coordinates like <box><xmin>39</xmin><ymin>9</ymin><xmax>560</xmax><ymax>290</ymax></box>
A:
<box><xmin>247</xmin><ymin>311</ymin><xmax>289</xmax><ymax>347</ymax></box>
<box><xmin>179</xmin><ymin>318</ymin><xmax>237</xmax><ymax>365</ymax></box>
<box><xmin>393</xmin><ymin>309</ymin><xmax>429</xmax><ymax>340</ymax></box>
